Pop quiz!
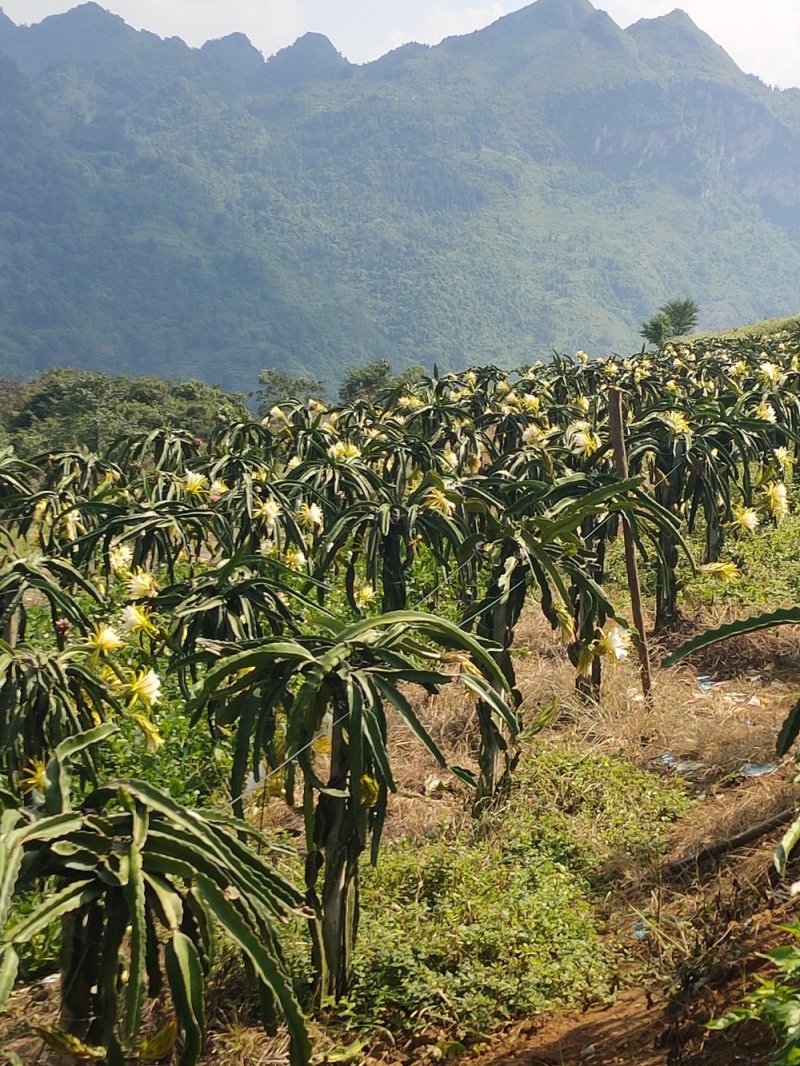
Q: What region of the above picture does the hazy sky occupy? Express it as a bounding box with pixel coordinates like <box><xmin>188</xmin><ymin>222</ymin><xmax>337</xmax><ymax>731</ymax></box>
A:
<box><xmin>2</xmin><ymin>0</ymin><xmax>799</xmax><ymax>88</ymax></box>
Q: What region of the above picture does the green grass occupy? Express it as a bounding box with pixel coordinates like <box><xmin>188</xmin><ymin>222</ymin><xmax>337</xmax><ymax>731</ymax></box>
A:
<box><xmin>321</xmin><ymin>747</ymin><xmax>692</xmax><ymax>1043</ymax></box>
<box><xmin>686</xmin><ymin>315</ymin><xmax>800</xmax><ymax>343</ymax></box>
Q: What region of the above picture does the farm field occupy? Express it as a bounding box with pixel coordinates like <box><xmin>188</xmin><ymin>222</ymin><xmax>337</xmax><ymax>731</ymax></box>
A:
<box><xmin>3</xmin><ymin>325</ymin><xmax>800</xmax><ymax>1064</ymax></box>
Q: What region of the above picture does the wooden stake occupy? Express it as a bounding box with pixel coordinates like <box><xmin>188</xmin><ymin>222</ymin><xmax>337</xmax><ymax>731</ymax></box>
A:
<box><xmin>608</xmin><ymin>387</ymin><xmax>653</xmax><ymax>704</ymax></box>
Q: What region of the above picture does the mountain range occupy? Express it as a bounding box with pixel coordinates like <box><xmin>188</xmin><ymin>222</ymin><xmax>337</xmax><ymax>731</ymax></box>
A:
<box><xmin>2</xmin><ymin>0</ymin><xmax>800</xmax><ymax>392</ymax></box>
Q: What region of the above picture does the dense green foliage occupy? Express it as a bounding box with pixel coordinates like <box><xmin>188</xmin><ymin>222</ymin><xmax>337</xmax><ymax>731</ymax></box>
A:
<box><xmin>709</xmin><ymin>924</ymin><xmax>800</xmax><ymax>1064</ymax></box>
<box><xmin>0</xmin><ymin>369</ymin><xmax>248</xmax><ymax>456</ymax></box>
<box><xmin>2</xmin><ymin>1</ymin><xmax>800</xmax><ymax>390</ymax></box>
<box><xmin>343</xmin><ymin>747</ymin><xmax>689</xmax><ymax>1040</ymax></box>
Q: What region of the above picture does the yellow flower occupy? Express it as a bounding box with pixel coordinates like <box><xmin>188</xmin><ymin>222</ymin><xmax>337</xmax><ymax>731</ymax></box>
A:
<box><xmin>354</xmin><ymin>584</ymin><xmax>376</xmax><ymax>609</ymax></box>
<box><xmin>552</xmin><ymin>598</ymin><xmax>574</xmax><ymax>644</ymax></box>
<box><xmin>86</xmin><ymin>623</ymin><xmax>124</xmax><ymax>656</ymax></box>
<box><xmin>700</xmin><ymin>561</ymin><xmax>740</xmax><ymax>583</ymax></box>
<box><xmin>312</xmin><ymin>711</ymin><xmax>333</xmax><ymax>755</ymax></box>
<box><xmin>32</xmin><ymin>499</ymin><xmax>50</xmax><ymax>524</ymax></box>
<box><xmin>359</xmin><ymin>774</ymin><xmax>380</xmax><ymax>808</ymax></box>
<box><xmin>757</xmin><ymin>361</ymin><xmax>781</xmax><ymax>387</ymax></box>
<box><xmin>210</xmin><ymin>479</ymin><xmax>228</xmax><ymax>497</ymax></box>
<box><xmin>441</xmin><ymin>443</ymin><xmax>459</xmax><ymax>472</ymax></box>
<box><xmin>397</xmin><ymin>394</ymin><xmax>424</xmax><ymax>411</ymax></box>
<box><xmin>574</xmin><ymin>395</ymin><xmax>590</xmax><ymax>413</ymax></box>
<box><xmin>182</xmin><ymin>471</ymin><xmax>208</xmax><ymax>496</ymax></box>
<box><xmin>423</xmin><ymin>487</ymin><xmax>456</xmax><ymax>517</ymax></box>
<box><xmin>518</xmin><ymin>393</ymin><xmax>540</xmax><ymax>414</ymax></box>
<box><xmin>21</xmin><ymin>758</ymin><xmax>47</xmax><ymax>794</ymax></box>
<box><xmin>285</xmin><ymin>548</ymin><xmax>307</xmax><ymax>570</ymax></box>
<box><xmin>327</xmin><ymin>440</ymin><xmax>362</xmax><ymax>462</ymax></box>
<box><xmin>440</xmin><ymin>650</ymin><xmax>481</xmax><ymax>677</ymax></box>
<box><xmin>575</xmin><ymin>643</ymin><xmax>595</xmax><ymax>678</ymax></box>
<box><xmin>129</xmin><ymin>713</ymin><xmax>165</xmax><ymax>752</ymax></box>
<box><xmin>764</xmin><ymin>481</ymin><xmax>789</xmax><ymax>520</ymax></box>
<box><xmin>662</xmin><ymin>410</ymin><xmax>691</xmax><ymax>435</ymax></box>
<box><xmin>756</xmin><ymin>401</ymin><xmax>777</xmax><ymax>424</ymax></box>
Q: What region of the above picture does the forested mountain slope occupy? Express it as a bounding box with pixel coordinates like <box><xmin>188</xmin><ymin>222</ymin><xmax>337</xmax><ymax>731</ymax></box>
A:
<box><xmin>2</xmin><ymin>0</ymin><xmax>800</xmax><ymax>391</ymax></box>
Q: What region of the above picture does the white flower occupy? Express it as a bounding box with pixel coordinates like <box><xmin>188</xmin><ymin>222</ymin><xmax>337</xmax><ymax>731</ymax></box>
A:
<box><xmin>255</xmin><ymin>497</ymin><xmax>282</xmax><ymax>531</ymax></box>
<box><xmin>87</xmin><ymin>624</ymin><xmax>124</xmax><ymax>655</ymax></box>
<box><xmin>126</xmin><ymin>668</ymin><xmax>161</xmax><ymax>707</ymax></box>
<box><xmin>298</xmin><ymin>501</ymin><xmax>324</xmax><ymax>531</ymax></box>
<box><xmin>127</xmin><ymin>568</ymin><xmax>158</xmax><ymax>600</ymax></box>
<box><xmin>522</xmin><ymin>424</ymin><xmax>546</xmax><ymax>447</ymax></box>
<box><xmin>566</xmin><ymin>420</ymin><xmax>600</xmax><ymax>456</ymax></box>
<box><xmin>59</xmin><ymin>510</ymin><xmax>82</xmax><ymax>542</ymax></box>
<box><xmin>285</xmin><ymin>548</ymin><xmax>307</xmax><ymax>570</ymax></box>
<box><xmin>121</xmin><ymin>603</ymin><xmax>158</xmax><ymax>636</ymax></box>
<box><xmin>757</xmin><ymin>361</ymin><xmax>781</xmax><ymax>387</ymax></box>
<box><xmin>756</xmin><ymin>401</ymin><xmax>777</xmax><ymax>424</ymax></box>
<box><xmin>732</xmin><ymin>507</ymin><xmax>759</xmax><ymax>534</ymax></box>
<box><xmin>109</xmin><ymin>543</ymin><xmax>133</xmax><ymax>573</ymax></box>
<box><xmin>597</xmin><ymin>626</ymin><xmax>632</xmax><ymax>661</ymax></box>
<box><xmin>765</xmin><ymin>481</ymin><xmax>789</xmax><ymax>520</ymax></box>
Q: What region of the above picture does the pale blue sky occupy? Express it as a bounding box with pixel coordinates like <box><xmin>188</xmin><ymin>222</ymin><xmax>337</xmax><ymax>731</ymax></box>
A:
<box><xmin>2</xmin><ymin>0</ymin><xmax>798</xmax><ymax>87</ymax></box>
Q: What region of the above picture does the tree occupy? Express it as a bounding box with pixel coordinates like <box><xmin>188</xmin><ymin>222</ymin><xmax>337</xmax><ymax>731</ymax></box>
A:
<box><xmin>640</xmin><ymin>298</ymin><xmax>699</xmax><ymax>347</ymax></box>
<box><xmin>338</xmin><ymin>360</ymin><xmax>393</xmax><ymax>404</ymax></box>
<box><xmin>639</xmin><ymin>312</ymin><xmax>671</xmax><ymax>348</ymax></box>
<box><xmin>256</xmin><ymin>369</ymin><xmax>328</xmax><ymax>415</ymax></box>
<box><xmin>4</xmin><ymin>370</ymin><xmax>248</xmax><ymax>457</ymax></box>
<box><xmin>662</xmin><ymin>298</ymin><xmax>699</xmax><ymax>336</ymax></box>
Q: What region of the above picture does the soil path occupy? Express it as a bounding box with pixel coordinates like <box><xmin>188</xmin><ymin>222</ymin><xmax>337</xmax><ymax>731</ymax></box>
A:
<box><xmin>464</xmin><ymin>985</ymin><xmax>771</xmax><ymax>1066</ymax></box>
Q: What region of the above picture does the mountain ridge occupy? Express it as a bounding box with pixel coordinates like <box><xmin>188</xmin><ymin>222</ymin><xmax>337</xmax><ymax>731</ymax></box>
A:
<box><xmin>0</xmin><ymin>0</ymin><xmax>799</xmax><ymax>392</ymax></box>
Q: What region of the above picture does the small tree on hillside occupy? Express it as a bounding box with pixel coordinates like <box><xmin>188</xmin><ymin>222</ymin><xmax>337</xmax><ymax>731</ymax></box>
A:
<box><xmin>641</xmin><ymin>298</ymin><xmax>699</xmax><ymax>347</ymax></box>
